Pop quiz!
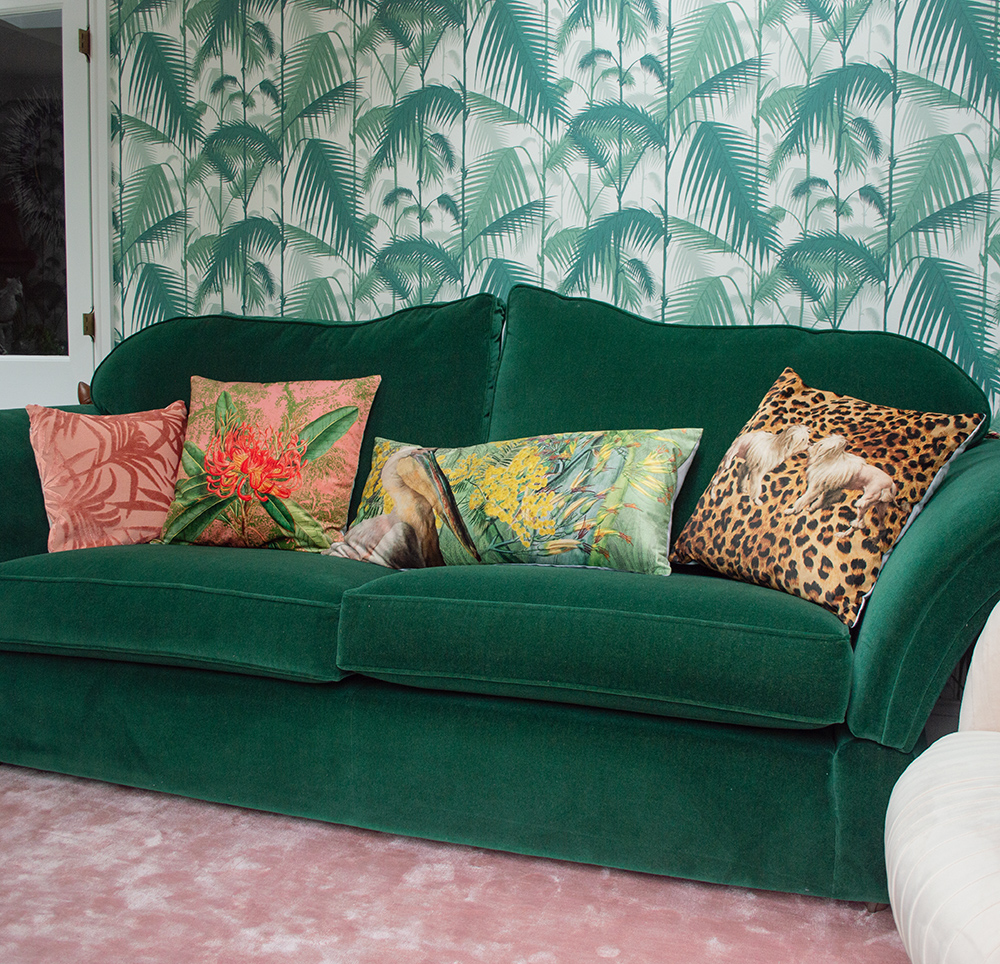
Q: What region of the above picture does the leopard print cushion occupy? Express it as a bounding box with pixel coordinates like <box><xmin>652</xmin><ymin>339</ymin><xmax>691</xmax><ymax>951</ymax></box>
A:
<box><xmin>670</xmin><ymin>368</ymin><xmax>986</xmax><ymax>625</ymax></box>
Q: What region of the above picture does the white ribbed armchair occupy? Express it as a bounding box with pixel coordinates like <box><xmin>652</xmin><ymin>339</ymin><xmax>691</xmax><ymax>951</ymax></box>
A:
<box><xmin>885</xmin><ymin>603</ymin><xmax>1000</xmax><ymax>964</ymax></box>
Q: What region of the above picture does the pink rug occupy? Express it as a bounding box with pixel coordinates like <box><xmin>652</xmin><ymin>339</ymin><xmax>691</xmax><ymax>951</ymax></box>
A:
<box><xmin>0</xmin><ymin>763</ymin><xmax>908</xmax><ymax>964</ymax></box>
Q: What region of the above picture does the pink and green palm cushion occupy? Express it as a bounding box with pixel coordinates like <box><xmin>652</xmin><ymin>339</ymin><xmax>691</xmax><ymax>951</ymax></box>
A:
<box><xmin>160</xmin><ymin>375</ymin><xmax>381</xmax><ymax>550</ymax></box>
<box><xmin>330</xmin><ymin>428</ymin><xmax>702</xmax><ymax>574</ymax></box>
<box><xmin>26</xmin><ymin>401</ymin><xmax>188</xmax><ymax>552</ymax></box>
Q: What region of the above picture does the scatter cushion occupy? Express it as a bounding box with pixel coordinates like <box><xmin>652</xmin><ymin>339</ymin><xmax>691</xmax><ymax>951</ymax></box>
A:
<box><xmin>337</xmin><ymin>564</ymin><xmax>854</xmax><ymax>728</ymax></box>
<box><xmin>669</xmin><ymin>368</ymin><xmax>985</xmax><ymax>624</ymax></box>
<box><xmin>160</xmin><ymin>375</ymin><xmax>380</xmax><ymax>550</ymax></box>
<box><xmin>26</xmin><ymin>401</ymin><xmax>188</xmax><ymax>552</ymax></box>
<box><xmin>329</xmin><ymin>428</ymin><xmax>702</xmax><ymax>574</ymax></box>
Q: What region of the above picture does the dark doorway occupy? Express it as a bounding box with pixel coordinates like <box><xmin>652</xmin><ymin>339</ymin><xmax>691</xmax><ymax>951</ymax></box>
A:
<box><xmin>0</xmin><ymin>12</ymin><xmax>66</xmax><ymax>356</ymax></box>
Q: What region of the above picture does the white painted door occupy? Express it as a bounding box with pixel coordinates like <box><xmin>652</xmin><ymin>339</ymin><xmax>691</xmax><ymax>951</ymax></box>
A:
<box><xmin>0</xmin><ymin>0</ymin><xmax>95</xmax><ymax>408</ymax></box>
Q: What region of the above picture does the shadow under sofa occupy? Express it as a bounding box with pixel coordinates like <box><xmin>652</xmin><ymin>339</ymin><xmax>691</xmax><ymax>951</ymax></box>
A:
<box><xmin>1</xmin><ymin>284</ymin><xmax>997</xmax><ymax>904</ymax></box>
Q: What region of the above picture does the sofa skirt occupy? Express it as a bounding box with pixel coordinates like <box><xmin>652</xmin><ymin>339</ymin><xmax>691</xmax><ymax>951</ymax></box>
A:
<box><xmin>0</xmin><ymin>650</ymin><xmax>913</xmax><ymax>902</ymax></box>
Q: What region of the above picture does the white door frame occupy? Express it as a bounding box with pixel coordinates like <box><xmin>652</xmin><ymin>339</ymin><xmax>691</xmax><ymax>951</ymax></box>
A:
<box><xmin>0</xmin><ymin>0</ymin><xmax>112</xmax><ymax>407</ymax></box>
<box><xmin>88</xmin><ymin>0</ymin><xmax>112</xmax><ymax>368</ymax></box>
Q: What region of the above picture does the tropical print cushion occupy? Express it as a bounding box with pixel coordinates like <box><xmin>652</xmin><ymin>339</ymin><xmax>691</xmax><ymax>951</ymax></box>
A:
<box><xmin>160</xmin><ymin>375</ymin><xmax>380</xmax><ymax>549</ymax></box>
<box><xmin>670</xmin><ymin>368</ymin><xmax>986</xmax><ymax>624</ymax></box>
<box><xmin>326</xmin><ymin>428</ymin><xmax>702</xmax><ymax>574</ymax></box>
<box><xmin>26</xmin><ymin>401</ymin><xmax>188</xmax><ymax>552</ymax></box>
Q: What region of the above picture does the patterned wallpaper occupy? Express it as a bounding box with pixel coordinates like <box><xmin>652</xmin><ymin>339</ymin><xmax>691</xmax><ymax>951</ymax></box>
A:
<box><xmin>111</xmin><ymin>0</ymin><xmax>1000</xmax><ymax>405</ymax></box>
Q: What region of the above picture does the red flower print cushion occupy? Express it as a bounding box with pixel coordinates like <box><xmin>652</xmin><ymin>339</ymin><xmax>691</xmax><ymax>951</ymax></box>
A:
<box><xmin>159</xmin><ymin>375</ymin><xmax>381</xmax><ymax>550</ymax></box>
<box><xmin>26</xmin><ymin>401</ymin><xmax>188</xmax><ymax>552</ymax></box>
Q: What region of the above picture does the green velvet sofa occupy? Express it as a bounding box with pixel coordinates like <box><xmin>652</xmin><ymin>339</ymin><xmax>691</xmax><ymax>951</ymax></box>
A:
<box><xmin>1</xmin><ymin>285</ymin><xmax>997</xmax><ymax>904</ymax></box>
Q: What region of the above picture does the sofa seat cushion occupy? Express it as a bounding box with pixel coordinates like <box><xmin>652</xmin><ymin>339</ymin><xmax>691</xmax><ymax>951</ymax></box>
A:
<box><xmin>338</xmin><ymin>565</ymin><xmax>854</xmax><ymax>728</ymax></box>
<box><xmin>0</xmin><ymin>545</ymin><xmax>393</xmax><ymax>682</ymax></box>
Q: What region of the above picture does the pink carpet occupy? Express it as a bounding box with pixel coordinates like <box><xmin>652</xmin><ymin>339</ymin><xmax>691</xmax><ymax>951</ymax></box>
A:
<box><xmin>0</xmin><ymin>763</ymin><xmax>909</xmax><ymax>964</ymax></box>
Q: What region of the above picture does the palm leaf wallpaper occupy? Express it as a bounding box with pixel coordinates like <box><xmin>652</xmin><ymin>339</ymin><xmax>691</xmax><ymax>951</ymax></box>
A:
<box><xmin>111</xmin><ymin>0</ymin><xmax>1000</xmax><ymax>408</ymax></box>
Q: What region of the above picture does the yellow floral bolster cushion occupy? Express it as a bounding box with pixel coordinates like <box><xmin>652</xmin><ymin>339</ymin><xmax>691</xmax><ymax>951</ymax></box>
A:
<box><xmin>325</xmin><ymin>429</ymin><xmax>702</xmax><ymax>574</ymax></box>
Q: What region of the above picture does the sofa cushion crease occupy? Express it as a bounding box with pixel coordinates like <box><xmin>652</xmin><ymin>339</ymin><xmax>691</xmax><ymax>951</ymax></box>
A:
<box><xmin>333</xmin><ymin>665</ymin><xmax>848</xmax><ymax>730</ymax></box>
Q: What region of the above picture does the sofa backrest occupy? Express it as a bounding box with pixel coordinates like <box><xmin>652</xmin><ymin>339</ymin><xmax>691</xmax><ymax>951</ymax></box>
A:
<box><xmin>91</xmin><ymin>294</ymin><xmax>504</xmax><ymax>520</ymax></box>
<box><xmin>493</xmin><ymin>285</ymin><xmax>992</xmax><ymax>536</ymax></box>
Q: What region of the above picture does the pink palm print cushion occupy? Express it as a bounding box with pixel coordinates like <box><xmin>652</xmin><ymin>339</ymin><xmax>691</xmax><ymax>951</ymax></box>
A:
<box><xmin>26</xmin><ymin>401</ymin><xmax>188</xmax><ymax>552</ymax></box>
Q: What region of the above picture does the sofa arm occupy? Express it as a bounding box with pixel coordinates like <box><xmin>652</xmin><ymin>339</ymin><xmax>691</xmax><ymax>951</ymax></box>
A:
<box><xmin>0</xmin><ymin>405</ymin><xmax>97</xmax><ymax>564</ymax></box>
<box><xmin>847</xmin><ymin>438</ymin><xmax>1000</xmax><ymax>752</ymax></box>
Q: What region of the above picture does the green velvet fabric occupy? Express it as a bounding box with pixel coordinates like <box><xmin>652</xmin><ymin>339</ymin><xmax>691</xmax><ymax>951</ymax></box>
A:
<box><xmin>0</xmin><ymin>545</ymin><xmax>391</xmax><ymax>681</ymax></box>
<box><xmin>848</xmin><ymin>439</ymin><xmax>1000</xmax><ymax>751</ymax></box>
<box><xmin>90</xmin><ymin>295</ymin><xmax>504</xmax><ymax>521</ymax></box>
<box><xmin>0</xmin><ymin>651</ymin><xmax>909</xmax><ymax>902</ymax></box>
<box><xmin>494</xmin><ymin>286</ymin><xmax>992</xmax><ymax>536</ymax></box>
<box><xmin>0</xmin><ymin>405</ymin><xmax>98</xmax><ymax>564</ymax></box>
<box><xmin>338</xmin><ymin>565</ymin><xmax>853</xmax><ymax>728</ymax></box>
<box><xmin>2</xmin><ymin>288</ymin><xmax>989</xmax><ymax>905</ymax></box>
<box><xmin>828</xmin><ymin>730</ymin><xmax>928</xmax><ymax>893</ymax></box>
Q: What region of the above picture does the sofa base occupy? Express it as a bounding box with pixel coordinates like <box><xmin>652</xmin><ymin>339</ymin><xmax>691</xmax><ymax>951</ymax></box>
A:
<box><xmin>0</xmin><ymin>650</ymin><xmax>912</xmax><ymax>902</ymax></box>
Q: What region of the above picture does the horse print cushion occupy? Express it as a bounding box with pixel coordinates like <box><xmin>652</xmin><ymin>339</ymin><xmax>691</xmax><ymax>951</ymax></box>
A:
<box><xmin>669</xmin><ymin>368</ymin><xmax>986</xmax><ymax>625</ymax></box>
<box><xmin>159</xmin><ymin>375</ymin><xmax>380</xmax><ymax>550</ymax></box>
<box><xmin>326</xmin><ymin>428</ymin><xmax>702</xmax><ymax>575</ymax></box>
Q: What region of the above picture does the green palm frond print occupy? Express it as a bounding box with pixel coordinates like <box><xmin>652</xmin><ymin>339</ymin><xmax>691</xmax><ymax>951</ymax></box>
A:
<box><xmin>112</xmin><ymin>0</ymin><xmax>1000</xmax><ymax>408</ymax></box>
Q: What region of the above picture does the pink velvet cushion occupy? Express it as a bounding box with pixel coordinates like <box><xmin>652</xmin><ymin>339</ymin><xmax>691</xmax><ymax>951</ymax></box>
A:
<box><xmin>159</xmin><ymin>375</ymin><xmax>381</xmax><ymax>550</ymax></box>
<box><xmin>26</xmin><ymin>401</ymin><xmax>188</xmax><ymax>552</ymax></box>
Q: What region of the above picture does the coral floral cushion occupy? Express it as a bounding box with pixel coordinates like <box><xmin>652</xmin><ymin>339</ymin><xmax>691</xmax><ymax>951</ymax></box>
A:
<box><xmin>160</xmin><ymin>375</ymin><xmax>381</xmax><ymax>550</ymax></box>
<box><xmin>670</xmin><ymin>368</ymin><xmax>986</xmax><ymax>625</ymax></box>
<box><xmin>26</xmin><ymin>401</ymin><xmax>188</xmax><ymax>552</ymax></box>
<box><xmin>328</xmin><ymin>428</ymin><xmax>702</xmax><ymax>574</ymax></box>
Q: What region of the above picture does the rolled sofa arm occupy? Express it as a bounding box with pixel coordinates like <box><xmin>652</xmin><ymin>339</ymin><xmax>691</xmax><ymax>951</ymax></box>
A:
<box><xmin>848</xmin><ymin>438</ymin><xmax>1000</xmax><ymax>752</ymax></box>
<box><xmin>0</xmin><ymin>405</ymin><xmax>96</xmax><ymax>564</ymax></box>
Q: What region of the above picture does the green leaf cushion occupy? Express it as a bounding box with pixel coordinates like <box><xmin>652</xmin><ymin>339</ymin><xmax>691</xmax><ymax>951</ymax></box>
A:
<box><xmin>337</xmin><ymin>564</ymin><xmax>854</xmax><ymax>729</ymax></box>
<box><xmin>89</xmin><ymin>294</ymin><xmax>505</xmax><ymax>522</ymax></box>
<box><xmin>160</xmin><ymin>375</ymin><xmax>380</xmax><ymax>550</ymax></box>
<box><xmin>330</xmin><ymin>429</ymin><xmax>702</xmax><ymax>575</ymax></box>
<box><xmin>0</xmin><ymin>544</ymin><xmax>395</xmax><ymax>682</ymax></box>
<box><xmin>670</xmin><ymin>368</ymin><xmax>986</xmax><ymax>624</ymax></box>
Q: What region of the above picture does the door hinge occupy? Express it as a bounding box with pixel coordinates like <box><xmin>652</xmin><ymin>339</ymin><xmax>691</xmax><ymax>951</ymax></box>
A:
<box><xmin>82</xmin><ymin>310</ymin><xmax>95</xmax><ymax>339</ymax></box>
<box><xmin>78</xmin><ymin>28</ymin><xmax>91</xmax><ymax>61</ymax></box>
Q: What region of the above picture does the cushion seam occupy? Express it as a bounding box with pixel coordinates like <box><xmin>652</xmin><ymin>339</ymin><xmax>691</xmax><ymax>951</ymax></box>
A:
<box><xmin>341</xmin><ymin>664</ymin><xmax>841</xmax><ymax>726</ymax></box>
<box><xmin>0</xmin><ymin>573</ymin><xmax>343</xmax><ymax>609</ymax></box>
<box><xmin>0</xmin><ymin>640</ymin><xmax>338</xmax><ymax>682</ymax></box>
<box><xmin>342</xmin><ymin>591</ymin><xmax>848</xmax><ymax>642</ymax></box>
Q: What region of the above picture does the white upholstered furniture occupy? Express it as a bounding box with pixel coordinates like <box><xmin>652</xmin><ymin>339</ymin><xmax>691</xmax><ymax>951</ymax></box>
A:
<box><xmin>885</xmin><ymin>603</ymin><xmax>1000</xmax><ymax>964</ymax></box>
